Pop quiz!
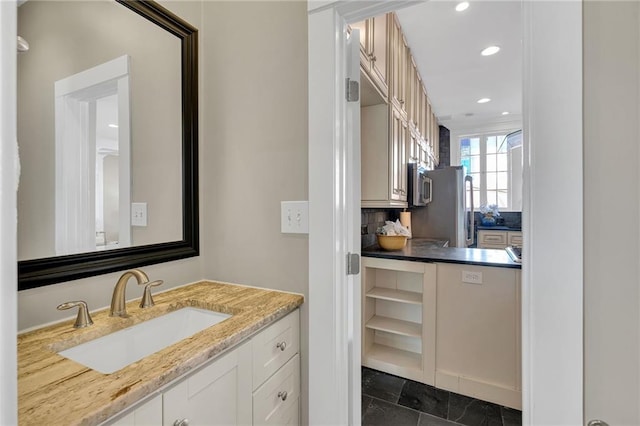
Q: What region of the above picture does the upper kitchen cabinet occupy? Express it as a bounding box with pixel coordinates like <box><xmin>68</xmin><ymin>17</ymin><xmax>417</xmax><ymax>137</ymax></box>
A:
<box><xmin>390</xmin><ymin>14</ymin><xmax>409</xmax><ymax>117</ymax></box>
<box><xmin>352</xmin><ymin>14</ymin><xmax>389</xmax><ymax>99</ymax></box>
<box><xmin>362</xmin><ymin>104</ymin><xmax>408</xmax><ymax>208</ymax></box>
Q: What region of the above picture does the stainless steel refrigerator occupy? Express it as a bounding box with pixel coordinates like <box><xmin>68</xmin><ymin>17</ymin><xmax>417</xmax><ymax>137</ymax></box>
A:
<box><xmin>411</xmin><ymin>166</ymin><xmax>474</xmax><ymax>247</ymax></box>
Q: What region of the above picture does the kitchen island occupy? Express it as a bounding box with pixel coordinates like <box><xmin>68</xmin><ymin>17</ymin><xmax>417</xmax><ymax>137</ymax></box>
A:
<box><xmin>361</xmin><ymin>241</ymin><xmax>522</xmax><ymax>409</ymax></box>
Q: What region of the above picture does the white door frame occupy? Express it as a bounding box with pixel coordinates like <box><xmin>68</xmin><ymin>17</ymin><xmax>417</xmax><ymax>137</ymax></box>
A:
<box><xmin>308</xmin><ymin>1</ymin><xmax>584</xmax><ymax>425</ymax></box>
<box><xmin>0</xmin><ymin>0</ymin><xmax>18</xmax><ymax>424</ymax></box>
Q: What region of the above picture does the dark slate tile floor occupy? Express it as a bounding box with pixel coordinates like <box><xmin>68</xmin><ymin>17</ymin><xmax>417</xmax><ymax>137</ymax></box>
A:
<box><xmin>362</xmin><ymin>367</ymin><xmax>522</xmax><ymax>426</ymax></box>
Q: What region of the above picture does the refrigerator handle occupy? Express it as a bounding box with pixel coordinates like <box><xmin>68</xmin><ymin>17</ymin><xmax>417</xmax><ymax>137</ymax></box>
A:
<box><xmin>464</xmin><ymin>175</ymin><xmax>475</xmax><ymax>246</ymax></box>
<box><xmin>423</xmin><ymin>177</ymin><xmax>433</xmax><ymax>204</ymax></box>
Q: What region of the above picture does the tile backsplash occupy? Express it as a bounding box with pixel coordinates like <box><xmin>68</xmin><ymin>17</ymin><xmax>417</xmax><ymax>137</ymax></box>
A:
<box><xmin>361</xmin><ymin>209</ymin><xmax>400</xmax><ymax>248</ymax></box>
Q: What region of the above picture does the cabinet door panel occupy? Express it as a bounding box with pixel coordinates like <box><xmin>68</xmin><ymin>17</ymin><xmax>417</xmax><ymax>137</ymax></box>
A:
<box><xmin>370</xmin><ymin>14</ymin><xmax>388</xmax><ymax>91</ymax></box>
<box><xmin>390</xmin><ymin>107</ymin><xmax>407</xmax><ymax>201</ymax></box>
<box><xmin>163</xmin><ymin>342</ymin><xmax>252</xmax><ymax>426</ymax></box>
<box><xmin>108</xmin><ymin>395</ymin><xmax>162</xmax><ymax>426</ymax></box>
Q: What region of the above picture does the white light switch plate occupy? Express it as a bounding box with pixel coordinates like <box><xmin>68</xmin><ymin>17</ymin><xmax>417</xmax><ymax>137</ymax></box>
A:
<box><xmin>132</xmin><ymin>202</ymin><xmax>147</xmax><ymax>227</ymax></box>
<box><xmin>281</xmin><ymin>201</ymin><xmax>309</xmax><ymax>234</ymax></box>
<box><xmin>462</xmin><ymin>270</ymin><xmax>483</xmax><ymax>284</ymax></box>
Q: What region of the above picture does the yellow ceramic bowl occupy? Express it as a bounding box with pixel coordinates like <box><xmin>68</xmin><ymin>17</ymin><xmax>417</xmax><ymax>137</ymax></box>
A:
<box><xmin>376</xmin><ymin>235</ymin><xmax>408</xmax><ymax>251</ymax></box>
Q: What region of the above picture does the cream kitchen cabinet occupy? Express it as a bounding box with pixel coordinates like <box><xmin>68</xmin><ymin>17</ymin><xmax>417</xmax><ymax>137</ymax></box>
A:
<box><xmin>390</xmin><ymin>14</ymin><xmax>409</xmax><ymax>117</ymax></box>
<box><xmin>361</xmin><ymin>257</ymin><xmax>436</xmax><ymax>385</ymax></box>
<box><xmin>105</xmin><ymin>310</ymin><xmax>300</xmax><ymax>426</ymax></box>
<box><xmin>362</xmin><ymin>104</ymin><xmax>408</xmax><ymax>208</ymax></box>
<box><xmin>435</xmin><ymin>263</ymin><xmax>521</xmax><ymax>409</ymax></box>
<box><xmin>478</xmin><ymin>230</ymin><xmax>522</xmax><ymax>249</ymax></box>
<box><xmin>351</xmin><ymin>14</ymin><xmax>389</xmax><ymax>98</ymax></box>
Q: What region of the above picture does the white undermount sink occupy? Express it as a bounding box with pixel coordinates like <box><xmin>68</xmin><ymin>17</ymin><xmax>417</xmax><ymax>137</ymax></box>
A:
<box><xmin>58</xmin><ymin>307</ymin><xmax>231</xmax><ymax>374</ymax></box>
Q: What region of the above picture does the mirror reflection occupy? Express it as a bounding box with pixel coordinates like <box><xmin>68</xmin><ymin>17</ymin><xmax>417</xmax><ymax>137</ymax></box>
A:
<box><xmin>17</xmin><ymin>0</ymin><xmax>184</xmax><ymax>261</ymax></box>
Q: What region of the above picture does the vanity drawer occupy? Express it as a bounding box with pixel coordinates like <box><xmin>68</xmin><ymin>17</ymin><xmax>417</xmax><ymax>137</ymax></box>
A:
<box><xmin>253</xmin><ymin>354</ymin><xmax>300</xmax><ymax>426</ymax></box>
<box><xmin>252</xmin><ymin>309</ymin><xmax>299</xmax><ymax>388</ymax></box>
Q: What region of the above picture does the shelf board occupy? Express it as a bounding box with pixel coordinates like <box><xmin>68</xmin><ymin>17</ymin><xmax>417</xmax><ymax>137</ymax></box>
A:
<box><xmin>363</xmin><ymin>343</ymin><xmax>423</xmax><ymax>379</ymax></box>
<box><xmin>365</xmin><ymin>315</ymin><xmax>422</xmax><ymax>337</ymax></box>
<box><xmin>366</xmin><ymin>287</ymin><xmax>422</xmax><ymax>305</ymax></box>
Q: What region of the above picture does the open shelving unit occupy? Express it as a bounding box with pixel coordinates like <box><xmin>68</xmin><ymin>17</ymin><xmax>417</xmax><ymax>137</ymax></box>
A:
<box><xmin>361</xmin><ymin>257</ymin><xmax>436</xmax><ymax>385</ymax></box>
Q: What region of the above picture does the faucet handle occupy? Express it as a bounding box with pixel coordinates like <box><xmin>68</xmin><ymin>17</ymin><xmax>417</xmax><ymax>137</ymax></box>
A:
<box><xmin>139</xmin><ymin>280</ymin><xmax>163</xmax><ymax>308</ymax></box>
<box><xmin>57</xmin><ymin>301</ymin><xmax>94</xmax><ymax>328</ymax></box>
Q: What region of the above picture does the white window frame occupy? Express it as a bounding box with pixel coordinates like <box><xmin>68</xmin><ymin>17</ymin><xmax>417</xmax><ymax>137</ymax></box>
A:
<box><xmin>459</xmin><ymin>130</ymin><xmax>520</xmax><ymax>211</ymax></box>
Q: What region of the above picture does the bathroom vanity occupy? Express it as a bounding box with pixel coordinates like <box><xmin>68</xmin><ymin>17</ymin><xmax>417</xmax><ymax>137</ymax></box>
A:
<box><xmin>17</xmin><ymin>281</ymin><xmax>303</xmax><ymax>425</ymax></box>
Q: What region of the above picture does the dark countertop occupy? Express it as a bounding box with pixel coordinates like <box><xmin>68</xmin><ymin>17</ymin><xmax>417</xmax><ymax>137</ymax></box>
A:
<box><xmin>362</xmin><ymin>238</ymin><xmax>521</xmax><ymax>269</ymax></box>
<box><xmin>476</xmin><ymin>226</ymin><xmax>522</xmax><ymax>231</ymax></box>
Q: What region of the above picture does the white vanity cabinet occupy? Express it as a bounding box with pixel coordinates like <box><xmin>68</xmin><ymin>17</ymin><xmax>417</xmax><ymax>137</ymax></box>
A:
<box><xmin>163</xmin><ymin>341</ymin><xmax>253</xmax><ymax>426</ymax></box>
<box><xmin>109</xmin><ymin>395</ymin><xmax>163</xmax><ymax>426</ymax></box>
<box><xmin>105</xmin><ymin>309</ymin><xmax>300</xmax><ymax>426</ymax></box>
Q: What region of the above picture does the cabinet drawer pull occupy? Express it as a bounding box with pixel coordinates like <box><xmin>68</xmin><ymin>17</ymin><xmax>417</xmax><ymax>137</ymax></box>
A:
<box><xmin>278</xmin><ymin>391</ymin><xmax>288</xmax><ymax>401</ymax></box>
<box><xmin>276</xmin><ymin>341</ymin><xmax>287</xmax><ymax>351</ymax></box>
<box><xmin>174</xmin><ymin>419</ymin><xmax>190</xmax><ymax>426</ymax></box>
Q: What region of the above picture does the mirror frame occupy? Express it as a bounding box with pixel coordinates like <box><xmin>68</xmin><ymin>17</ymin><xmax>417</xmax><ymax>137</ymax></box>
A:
<box><xmin>18</xmin><ymin>0</ymin><xmax>199</xmax><ymax>290</ymax></box>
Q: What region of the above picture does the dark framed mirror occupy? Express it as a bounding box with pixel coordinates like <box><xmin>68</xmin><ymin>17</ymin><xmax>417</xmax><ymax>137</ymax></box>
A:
<box><xmin>18</xmin><ymin>0</ymin><xmax>199</xmax><ymax>290</ymax></box>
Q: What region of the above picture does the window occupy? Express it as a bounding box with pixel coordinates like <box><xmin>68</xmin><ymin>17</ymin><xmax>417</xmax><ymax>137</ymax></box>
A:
<box><xmin>460</xmin><ymin>131</ymin><xmax>522</xmax><ymax>211</ymax></box>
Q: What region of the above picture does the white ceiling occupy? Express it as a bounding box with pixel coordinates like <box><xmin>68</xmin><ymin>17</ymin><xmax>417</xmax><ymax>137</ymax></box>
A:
<box><xmin>396</xmin><ymin>1</ymin><xmax>522</xmax><ymax>132</ymax></box>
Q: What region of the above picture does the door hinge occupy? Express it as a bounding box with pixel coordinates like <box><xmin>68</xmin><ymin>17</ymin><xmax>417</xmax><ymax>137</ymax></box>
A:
<box><xmin>346</xmin><ymin>252</ymin><xmax>360</xmax><ymax>275</ymax></box>
<box><xmin>346</xmin><ymin>78</ymin><xmax>359</xmax><ymax>102</ymax></box>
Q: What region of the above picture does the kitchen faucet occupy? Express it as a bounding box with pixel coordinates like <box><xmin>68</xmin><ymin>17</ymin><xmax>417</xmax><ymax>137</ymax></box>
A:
<box><xmin>110</xmin><ymin>269</ymin><xmax>150</xmax><ymax>317</ymax></box>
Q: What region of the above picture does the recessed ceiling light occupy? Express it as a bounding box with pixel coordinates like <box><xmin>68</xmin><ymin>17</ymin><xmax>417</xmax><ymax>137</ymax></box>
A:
<box><xmin>477</xmin><ymin>98</ymin><xmax>491</xmax><ymax>104</ymax></box>
<box><xmin>455</xmin><ymin>2</ymin><xmax>469</xmax><ymax>12</ymax></box>
<box><xmin>481</xmin><ymin>46</ymin><xmax>500</xmax><ymax>56</ymax></box>
<box><xmin>108</xmin><ymin>124</ymin><xmax>119</xmax><ymax>128</ymax></box>
<box><xmin>502</xmin><ymin>111</ymin><xmax>510</xmax><ymax>115</ymax></box>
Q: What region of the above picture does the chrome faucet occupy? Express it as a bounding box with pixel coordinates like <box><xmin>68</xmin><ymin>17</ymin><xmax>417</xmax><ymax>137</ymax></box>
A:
<box><xmin>110</xmin><ymin>269</ymin><xmax>150</xmax><ymax>317</ymax></box>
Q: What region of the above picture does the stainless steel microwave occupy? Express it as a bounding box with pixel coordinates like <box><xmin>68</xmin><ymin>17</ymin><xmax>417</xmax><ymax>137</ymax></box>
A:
<box><xmin>407</xmin><ymin>163</ymin><xmax>432</xmax><ymax>207</ymax></box>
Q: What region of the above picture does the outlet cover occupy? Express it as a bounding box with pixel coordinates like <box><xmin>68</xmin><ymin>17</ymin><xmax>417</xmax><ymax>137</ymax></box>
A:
<box><xmin>281</xmin><ymin>201</ymin><xmax>309</xmax><ymax>234</ymax></box>
<box><xmin>462</xmin><ymin>270</ymin><xmax>483</xmax><ymax>284</ymax></box>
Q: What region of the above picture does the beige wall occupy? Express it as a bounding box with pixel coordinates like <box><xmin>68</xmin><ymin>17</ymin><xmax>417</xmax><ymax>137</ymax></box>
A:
<box><xmin>584</xmin><ymin>2</ymin><xmax>640</xmax><ymax>424</ymax></box>
<box><xmin>199</xmin><ymin>1</ymin><xmax>309</xmax><ymax>421</ymax></box>
<box><xmin>17</xmin><ymin>0</ymin><xmax>182</xmax><ymax>259</ymax></box>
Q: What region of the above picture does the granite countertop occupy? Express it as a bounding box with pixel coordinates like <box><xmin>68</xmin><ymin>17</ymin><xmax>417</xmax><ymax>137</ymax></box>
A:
<box><xmin>18</xmin><ymin>281</ymin><xmax>304</xmax><ymax>426</ymax></box>
<box><xmin>363</xmin><ymin>238</ymin><xmax>521</xmax><ymax>269</ymax></box>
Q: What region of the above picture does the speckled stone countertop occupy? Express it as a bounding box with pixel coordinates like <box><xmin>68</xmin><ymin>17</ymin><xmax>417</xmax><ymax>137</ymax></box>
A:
<box><xmin>18</xmin><ymin>281</ymin><xmax>304</xmax><ymax>426</ymax></box>
<box><xmin>363</xmin><ymin>238</ymin><xmax>521</xmax><ymax>269</ymax></box>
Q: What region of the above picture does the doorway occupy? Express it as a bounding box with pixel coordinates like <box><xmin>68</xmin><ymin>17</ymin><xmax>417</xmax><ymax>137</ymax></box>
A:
<box><xmin>307</xmin><ymin>1</ymin><xmax>584</xmax><ymax>425</ymax></box>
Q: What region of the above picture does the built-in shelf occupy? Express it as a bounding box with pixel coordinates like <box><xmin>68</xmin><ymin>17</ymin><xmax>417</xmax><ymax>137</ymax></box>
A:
<box><xmin>365</xmin><ymin>315</ymin><xmax>421</xmax><ymax>337</ymax></box>
<box><xmin>363</xmin><ymin>343</ymin><xmax>422</xmax><ymax>376</ymax></box>
<box><xmin>366</xmin><ymin>287</ymin><xmax>422</xmax><ymax>305</ymax></box>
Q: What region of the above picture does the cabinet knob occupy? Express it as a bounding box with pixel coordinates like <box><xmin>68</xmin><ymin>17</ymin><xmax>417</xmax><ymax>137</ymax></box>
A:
<box><xmin>370</xmin><ymin>55</ymin><xmax>377</xmax><ymax>62</ymax></box>
<box><xmin>276</xmin><ymin>341</ymin><xmax>287</xmax><ymax>351</ymax></box>
<box><xmin>173</xmin><ymin>419</ymin><xmax>190</xmax><ymax>426</ymax></box>
<box><xmin>277</xmin><ymin>391</ymin><xmax>288</xmax><ymax>401</ymax></box>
